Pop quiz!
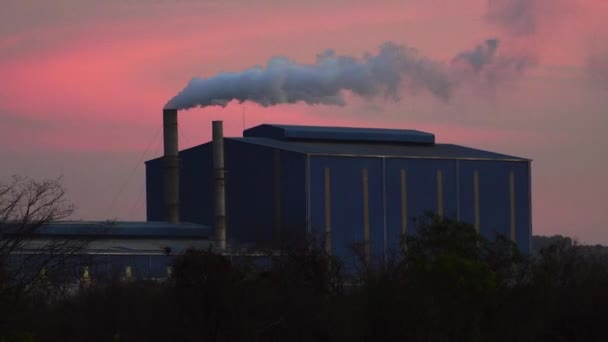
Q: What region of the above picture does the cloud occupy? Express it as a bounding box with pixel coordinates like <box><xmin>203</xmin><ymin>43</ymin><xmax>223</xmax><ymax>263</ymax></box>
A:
<box><xmin>486</xmin><ymin>0</ymin><xmax>538</xmax><ymax>36</ymax></box>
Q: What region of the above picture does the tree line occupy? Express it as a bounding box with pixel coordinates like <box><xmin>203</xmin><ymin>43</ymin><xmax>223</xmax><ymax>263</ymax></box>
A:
<box><xmin>2</xmin><ymin>177</ymin><xmax>608</xmax><ymax>341</ymax></box>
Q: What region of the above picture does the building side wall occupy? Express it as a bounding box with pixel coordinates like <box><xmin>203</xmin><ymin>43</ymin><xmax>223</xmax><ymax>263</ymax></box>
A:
<box><xmin>147</xmin><ymin>141</ymin><xmax>531</xmax><ymax>256</ymax></box>
<box><xmin>309</xmin><ymin>156</ymin><xmax>385</xmax><ymax>269</ymax></box>
<box><xmin>277</xmin><ymin>149</ymin><xmax>308</xmax><ymax>243</ymax></box>
<box><xmin>145</xmin><ymin>160</ymin><xmax>164</xmax><ymax>221</ymax></box>
<box><xmin>384</xmin><ymin>158</ymin><xmax>458</xmax><ymax>254</ymax></box>
<box><xmin>458</xmin><ymin>160</ymin><xmax>531</xmax><ymax>252</ymax></box>
<box><xmin>180</xmin><ymin>145</ymin><xmax>215</xmax><ymax>226</ymax></box>
<box><xmin>146</xmin><ymin>141</ymin><xmax>307</xmax><ymax>248</ymax></box>
<box><xmin>224</xmin><ymin>140</ymin><xmax>306</xmax><ymax>248</ymax></box>
<box><xmin>518</xmin><ymin>162</ymin><xmax>532</xmax><ymax>251</ymax></box>
<box><xmin>145</xmin><ymin>145</ymin><xmax>215</xmax><ymax>225</ymax></box>
<box><xmin>308</xmin><ymin>156</ymin><xmax>531</xmax><ymax>264</ymax></box>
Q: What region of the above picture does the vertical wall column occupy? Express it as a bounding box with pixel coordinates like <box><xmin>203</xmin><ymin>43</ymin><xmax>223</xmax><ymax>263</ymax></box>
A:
<box><xmin>324</xmin><ymin>167</ymin><xmax>332</xmax><ymax>254</ymax></box>
<box><xmin>456</xmin><ymin>161</ymin><xmax>461</xmax><ymax>221</ymax></box>
<box><xmin>274</xmin><ymin>149</ymin><xmax>282</xmax><ymax>243</ymax></box>
<box><xmin>474</xmin><ymin>170</ymin><xmax>480</xmax><ymax>233</ymax></box>
<box><xmin>305</xmin><ymin>156</ymin><xmax>312</xmax><ymax>234</ymax></box>
<box><xmin>436</xmin><ymin>170</ymin><xmax>444</xmax><ymax>218</ymax></box>
<box><xmin>509</xmin><ymin>171</ymin><xmax>516</xmax><ymax>242</ymax></box>
<box><xmin>400</xmin><ymin>169</ymin><xmax>408</xmax><ymax>248</ymax></box>
<box><xmin>163</xmin><ymin>109</ymin><xmax>179</xmax><ymax>223</ymax></box>
<box><xmin>362</xmin><ymin>168</ymin><xmax>371</xmax><ymax>266</ymax></box>
<box><xmin>213</xmin><ymin>121</ymin><xmax>226</xmax><ymax>250</ymax></box>
<box><xmin>381</xmin><ymin>158</ymin><xmax>387</xmax><ymax>266</ymax></box>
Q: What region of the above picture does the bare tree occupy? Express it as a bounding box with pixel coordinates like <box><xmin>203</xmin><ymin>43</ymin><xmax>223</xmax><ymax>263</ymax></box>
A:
<box><xmin>0</xmin><ymin>176</ymin><xmax>86</xmax><ymax>298</ymax></box>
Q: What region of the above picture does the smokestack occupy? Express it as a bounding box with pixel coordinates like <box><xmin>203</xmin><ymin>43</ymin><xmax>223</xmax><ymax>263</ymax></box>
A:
<box><xmin>213</xmin><ymin>121</ymin><xmax>226</xmax><ymax>250</ymax></box>
<box><xmin>163</xmin><ymin>109</ymin><xmax>179</xmax><ymax>223</ymax></box>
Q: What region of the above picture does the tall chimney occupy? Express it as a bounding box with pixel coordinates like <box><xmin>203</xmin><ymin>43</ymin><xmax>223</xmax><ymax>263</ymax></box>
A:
<box><xmin>213</xmin><ymin>121</ymin><xmax>226</xmax><ymax>250</ymax></box>
<box><xmin>163</xmin><ymin>109</ymin><xmax>179</xmax><ymax>223</ymax></box>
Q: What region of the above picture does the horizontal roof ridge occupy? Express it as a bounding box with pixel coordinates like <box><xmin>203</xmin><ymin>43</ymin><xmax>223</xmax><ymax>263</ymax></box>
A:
<box><xmin>228</xmin><ymin>137</ymin><xmax>529</xmax><ymax>161</ymax></box>
<box><xmin>243</xmin><ymin>123</ymin><xmax>436</xmax><ymax>145</ymax></box>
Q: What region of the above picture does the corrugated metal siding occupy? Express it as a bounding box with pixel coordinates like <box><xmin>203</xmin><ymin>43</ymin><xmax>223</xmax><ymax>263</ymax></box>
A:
<box><xmin>179</xmin><ymin>144</ymin><xmax>215</xmax><ymax>226</ymax></box>
<box><xmin>309</xmin><ymin>156</ymin><xmax>385</xmax><ymax>268</ymax></box>
<box><xmin>515</xmin><ymin>163</ymin><xmax>532</xmax><ymax>252</ymax></box>
<box><xmin>145</xmin><ymin>133</ymin><xmax>531</xmax><ymax>258</ymax></box>
<box><xmin>458</xmin><ymin>160</ymin><xmax>531</xmax><ymax>252</ymax></box>
<box><xmin>460</xmin><ymin>161</ymin><xmax>510</xmax><ymax>240</ymax></box>
<box><xmin>224</xmin><ymin>139</ymin><xmax>275</xmax><ymax>245</ymax></box>
<box><xmin>384</xmin><ymin>159</ymin><xmax>458</xmax><ymax>254</ymax></box>
<box><xmin>277</xmin><ymin>149</ymin><xmax>307</xmax><ymax>243</ymax></box>
<box><xmin>147</xmin><ymin>140</ymin><xmax>307</xmax><ymax>247</ymax></box>
<box><xmin>145</xmin><ymin>159</ymin><xmax>164</xmax><ymax>221</ymax></box>
<box><xmin>145</xmin><ymin>144</ymin><xmax>215</xmax><ymax>225</ymax></box>
<box><xmin>224</xmin><ymin>140</ymin><xmax>306</xmax><ymax>247</ymax></box>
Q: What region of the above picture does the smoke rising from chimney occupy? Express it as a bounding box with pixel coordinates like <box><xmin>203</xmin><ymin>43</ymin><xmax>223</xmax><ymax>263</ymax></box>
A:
<box><xmin>453</xmin><ymin>39</ymin><xmax>536</xmax><ymax>75</ymax></box>
<box><xmin>166</xmin><ymin>40</ymin><xmax>529</xmax><ymax>110</ymax></box>
<box><xmin>454</xmin><ymin>39</ymin><xmax>500</xmax><ymax>72</ymax></box>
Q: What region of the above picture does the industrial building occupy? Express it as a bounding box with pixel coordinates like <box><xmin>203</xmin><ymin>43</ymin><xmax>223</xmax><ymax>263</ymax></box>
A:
<box><xmin>6</xmin><ymin>221</ymin><xmax>211</xmax><ymax>281</ymax></box>
<box><xmin>3</xmin><ymin>109</ymin><xmax>532</xmax><ymax>281</ymax></box>
<box><xmin>146</xmin><ymin>109</ymin><xmax>532</xmax><ymax>267</ymax></box>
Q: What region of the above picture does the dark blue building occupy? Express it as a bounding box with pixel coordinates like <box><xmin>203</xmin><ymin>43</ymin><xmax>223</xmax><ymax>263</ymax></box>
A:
<box><xmin>146</xmin><ymin>124</ymin><xmax>531</xmax><ymax>266</ymax></box>
<box><xmin>5</xmin><ymin>221</ymin><xmax>212</xmax><ymax>282</ymax></box>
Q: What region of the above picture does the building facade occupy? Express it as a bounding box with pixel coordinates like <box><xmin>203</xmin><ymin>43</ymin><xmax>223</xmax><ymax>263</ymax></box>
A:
<box><xmin>146</xmin><ymin>124</ymin><xmax>532</xmax><ymax>266</ymax></box>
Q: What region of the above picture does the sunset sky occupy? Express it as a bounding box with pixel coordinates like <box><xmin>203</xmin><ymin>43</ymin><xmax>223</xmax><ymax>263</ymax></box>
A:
<box><xmin>1</xmin><ymin>0</ymin><xmax>607</xmax><ymax>243</ymax></box>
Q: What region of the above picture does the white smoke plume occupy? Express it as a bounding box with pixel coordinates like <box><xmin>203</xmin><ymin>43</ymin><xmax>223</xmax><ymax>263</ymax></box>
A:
<box><xmin>453</xmin><ymin>39</ymin><xmax>535</xmax><ymax>74</ymax></box>
<box><xmin>165</xmin><ymin>40</ymin><xmax>528</xmax><ymax>110</ymax></box>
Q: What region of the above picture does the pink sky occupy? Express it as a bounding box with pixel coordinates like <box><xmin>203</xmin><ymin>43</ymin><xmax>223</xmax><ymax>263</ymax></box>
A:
<box><xmin>1</xmin><ymin>0</ymin><xmax>607</xmax><ymax>244</ymax></box>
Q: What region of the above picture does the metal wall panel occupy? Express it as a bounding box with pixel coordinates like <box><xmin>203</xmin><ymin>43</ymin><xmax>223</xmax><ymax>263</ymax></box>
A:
<box><xmin>147</xmin><ymin>139</ymin><xmax>531</xmax><ymax>257</ymax></box>
<box><xmin>309</xmin><ymin>156</ymin><xmax>384</xmax><ymax>268</ymax></box>
<box><xmin>384</xmin><ymin>159</ymin><xmax>458</xmax><ymax>254</ymax></box>
<box><xmin>224</xmin><ymin>140</ymin><xmax>306</xmax><ymax>247</ymax></box>
<box><xmin>459</xmin><ymin>161</ymin><xmax>508</xmax><ymax>240</ymax></box>
<box><xmin>179</xmin><ymin>144</ymin><xmax>215</xmax><ymax>226</ymax></box>
<box><xmin>515</xmin><ymin>163</ymin><xmax>532</xmax><ymax>252</ymax></box>
<box><xmin>458</xmin><ymin>160</ymin><xmax>531</xmax><ymax>251</ymax></box>
<box><xmin>145</xmin><ymin>160</ymin><xmax>164</xmax><ymax>221</ymax></box>
<box><xmin>145</xmin><ymin>144</ymin><xmax>215</xmax><ymax>225</ymax></box>
<box><xmin>277</xmin><ymin>148</ymin><xmax>308</xmax><ymax>243</ymax></box>
<box><xmin>148</xmin><ymin>140</ymin><xmax>307</xmax><ymax>248</ymax></box>
<box><xmin>223</xmin><ymin>140</ymin><xmax>275</xmax><ymax>245</ymax></box>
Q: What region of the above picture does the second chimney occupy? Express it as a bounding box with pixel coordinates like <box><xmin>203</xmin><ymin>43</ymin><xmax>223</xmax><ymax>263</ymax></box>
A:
<box><xmin>213</xmin><ymin>121</ymin><xmax>226</xmax><ymax>250</ymax></box>
<box><xmin>163</xmin><ymin>109</ymin><xmax>179</xmax><ymax>223</ymax></box>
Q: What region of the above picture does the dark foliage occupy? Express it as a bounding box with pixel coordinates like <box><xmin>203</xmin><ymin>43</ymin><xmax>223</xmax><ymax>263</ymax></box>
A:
<box><xmin>2</xmin><ymin>215</ymin><xmax>608</xmax><ymax>341</ymax></box>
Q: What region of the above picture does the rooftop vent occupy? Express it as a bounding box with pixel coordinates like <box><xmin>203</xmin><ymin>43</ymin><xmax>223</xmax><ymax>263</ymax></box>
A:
<box><xmin>243</xmin><ymin>124</ymin><xmax>435</xmax><ymax>145</ymax></box>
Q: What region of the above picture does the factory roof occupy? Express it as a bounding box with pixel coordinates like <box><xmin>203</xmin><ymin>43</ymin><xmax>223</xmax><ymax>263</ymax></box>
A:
<box><xmin>244</xmin><ymin>124</ymin><xmax>435</xmax><ymax>144</ymax></box>
<box><xmin>8</xmin><ymin>221</ymin><xmax>211</xmax><ymax>239</ymax></box>
<box><xmin>145</xmin><ymin>124</ymin><xmax>529</xmax><ymax>163</ymax></box>
<box><xmin>229</xmin><ymin>137</ymin><xmax>528</xmax><ymax>161</ymax></box>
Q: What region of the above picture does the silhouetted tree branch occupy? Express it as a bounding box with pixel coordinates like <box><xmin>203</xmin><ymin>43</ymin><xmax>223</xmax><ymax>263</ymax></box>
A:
<box><xmin>0</xmin><ymin>176</ymin><xmax>86</xmax><ymax>300</ymax></box>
